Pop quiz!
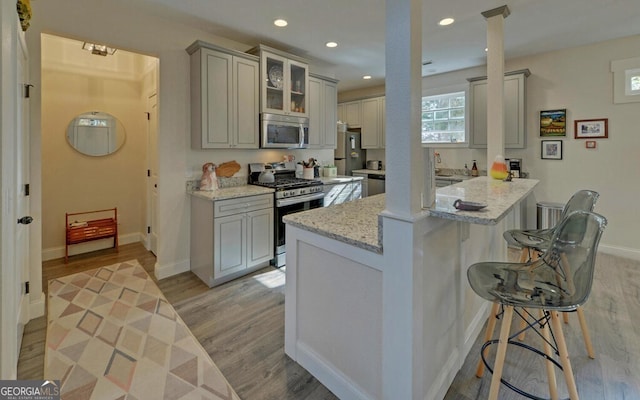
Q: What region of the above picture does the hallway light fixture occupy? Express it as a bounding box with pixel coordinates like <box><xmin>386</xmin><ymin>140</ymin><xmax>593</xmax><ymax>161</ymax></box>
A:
<box><xmin>82</xmin><ymin>42</ymin><xmax>117</xmax><ymax>56</ymax></box>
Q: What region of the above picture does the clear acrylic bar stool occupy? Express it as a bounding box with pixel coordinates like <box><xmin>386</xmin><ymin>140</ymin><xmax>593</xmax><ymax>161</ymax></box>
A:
<box><xmin>468</xmin><ymin>210</ymin><xmax>607</xmax><ymax>400</ymax></box>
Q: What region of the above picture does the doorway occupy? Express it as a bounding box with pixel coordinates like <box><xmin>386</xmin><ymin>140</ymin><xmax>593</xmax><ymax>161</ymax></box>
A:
<box><xmin>40</xmin><ymin>33</ymin><xmax>159</xmax><ymax>261</ymax></box>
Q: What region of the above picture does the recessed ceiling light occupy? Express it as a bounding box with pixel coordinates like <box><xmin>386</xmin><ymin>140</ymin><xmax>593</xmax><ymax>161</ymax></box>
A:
<box><xmin>325</xmin><ymin>41</ymin><xmax>338</xmax><ymax>48</ymax></box>
<box><xmin>363</xmin><ymin>75</ymin><xmax>372</xmax><ymax>80</ymax></box>
<box><xmin>438</xmin><ymin>17</ymin><xmax>455</xmax><ymax>26</ymax></box>
<box><xmin>274</xmin><ymin>19</ymin><xmax>288</xmax><ymax>27</ymax></box>
<box><xmin>485</xmin><ymin>47</ymin><xmax>488</xmax><ymax>52</ymax></box>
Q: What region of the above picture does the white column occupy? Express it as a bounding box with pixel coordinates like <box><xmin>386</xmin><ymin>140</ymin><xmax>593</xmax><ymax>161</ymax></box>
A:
<box><xmin>384</xmin><ymin>0</ymin><xmax>423</xmax><ymax>218</ymax></box>
<box><xmin>382</xmin><ymin>0</ymin><xmax>425</xmax><ymax>398</ymax></box>
<box><xmin>482</xmin><ymin>5</ymin><xmax>510</xmax><ymax>166</ymax></box>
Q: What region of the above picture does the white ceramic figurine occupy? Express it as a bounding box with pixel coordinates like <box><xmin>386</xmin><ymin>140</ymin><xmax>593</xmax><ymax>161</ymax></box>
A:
<box><xmin>199</xmin><ymin>162</ymin><xmax>218</xmax><ymax>191</ymax></box>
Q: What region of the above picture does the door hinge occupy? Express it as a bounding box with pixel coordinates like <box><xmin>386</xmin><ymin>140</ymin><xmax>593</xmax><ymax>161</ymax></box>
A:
<box><xmin>145</xmin><ymin>112</ymin><xmax>150</xmax><ymax>120</ymax></box>
<box><xmin>147</xmin><ymin>226</ymin><xmax>151</xmax><ymax>234</ymax></box>
<box><xmin>24</xmin><ymin>84</ymin><xmax>34</xmax><ymax>98</ymax></box>
<box><xmin>25</xmin><ymin>183</ymin><xmax>30</xmax><ymax>196</ymax></box>
<box><xmin>25</xmin><ymin>281</ymin><xmax>30</xmax><ymax>294</ymax></box>
<box><xmin>147</xmin><ymin>169</ymin><xmax>151</xmax><ymax>177</ymax></box>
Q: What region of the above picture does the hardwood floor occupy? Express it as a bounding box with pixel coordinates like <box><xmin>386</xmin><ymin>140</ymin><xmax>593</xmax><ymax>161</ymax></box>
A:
<box><xmin>17</xmin><ymin>243</ymin><xmax>337</xmax><ymax>399</ymax></box>
<box><xmin>444</xmin><ymin>251</ymin><xmax>640</xmax><ymax>400</ymax></box>
<box><xmin>18</xmin><ymin>244</ymin><xmax>640</xmax><ymax>399</ymax></box>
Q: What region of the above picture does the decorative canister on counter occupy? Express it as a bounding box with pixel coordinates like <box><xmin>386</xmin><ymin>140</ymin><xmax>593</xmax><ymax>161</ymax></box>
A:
<box><xmin>490</xmin><ymin>155</ymin><xmax>509</xmax><ymax>180</ymax></box>
<box><xmin>323</xmin><ymin>166</ymin><xmax>337</xmax><ymax>177</ymax></box>
<box><xmin>303</xmin><ymin>167</ymin><xmax>315</xmax><ymax>180</ymax></box>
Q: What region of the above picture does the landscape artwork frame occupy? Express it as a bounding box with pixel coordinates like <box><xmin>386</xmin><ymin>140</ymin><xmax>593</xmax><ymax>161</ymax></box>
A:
<box><xmin>540</xmin><ymin>109</ymin><xmax>567</xmax><ymax>136</ymax></box>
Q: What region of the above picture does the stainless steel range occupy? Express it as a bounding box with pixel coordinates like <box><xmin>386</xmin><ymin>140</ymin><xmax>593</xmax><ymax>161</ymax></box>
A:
<box><xmin>249</xmin><ymin>163</ymin><xmax>324</xmax><ymax>267</ymax></box>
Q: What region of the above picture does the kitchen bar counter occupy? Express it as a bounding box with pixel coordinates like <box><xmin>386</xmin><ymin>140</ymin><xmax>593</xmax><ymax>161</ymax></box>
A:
<box><xmin>188</xmin><ymin>185</ymin><xmax>274</xmax><ymax>201</ymax></box>
<box><xmin>284</xmin><ymin>176</ymin><xmax>539</xmax><ymax>400</ymax></box>
<box><xmin>430</xmin><ymin>177</ymin><xmax>538</xmax><ymax>225</ymax></box>
<box><xmin>284</xmin><ymin>177</ymin><xmax>538</xmax><ymax>252</ymax></box>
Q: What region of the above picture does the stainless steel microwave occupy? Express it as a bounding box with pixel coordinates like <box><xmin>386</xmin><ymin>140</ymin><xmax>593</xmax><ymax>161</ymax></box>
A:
<box><xmin>261</xmin><ymin>113</ymin><xmax>309</xmax><ymax>149</ymax></box>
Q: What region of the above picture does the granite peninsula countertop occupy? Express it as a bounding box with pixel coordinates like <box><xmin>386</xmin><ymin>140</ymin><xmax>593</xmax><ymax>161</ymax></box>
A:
<box><xmin>189</xmin><ymin>185</ymin><xmax>274</xmax><ymax>201</ymax></box>
<box><xmin>283</xmin><ymin>177</ymin><xmax>538</xmax><ymax>253</ymax></box>
<box><xmin>430</xmin><ymin>177</ymin><xmax>538</xmax><ymax>225</ymax></box>
<box><xmin>284</xmin><ymin>194</ymin><xmax>385</xmax><ymax>253</ymax></box>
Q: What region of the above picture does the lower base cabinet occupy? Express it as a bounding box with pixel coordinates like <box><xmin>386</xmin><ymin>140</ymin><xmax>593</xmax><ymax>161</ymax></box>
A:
<box><xmin>191</xmin><ymin>193</ymin><xmax>274</xmax><ymax>287</ymax></box>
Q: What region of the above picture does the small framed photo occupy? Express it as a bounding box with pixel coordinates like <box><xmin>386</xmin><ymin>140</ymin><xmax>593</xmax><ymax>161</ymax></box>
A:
<box><xmin>540</xmin><ymin>109</ymin><xmax>567</xmax><ymax>136</ymax></box>
<box><xmin>574</xmin><ymin>118</ymin><xmax>608</xmax><ymax>139</ymax></box>
<box><xmin>541</xmin><ymin>140</ymin><xmax>563</xmax><ymax>160</ymax></box>
<box><xmin>586</xmin><ymin>140</ymin><xmax>597</xmax><ymax>149</ymax></box>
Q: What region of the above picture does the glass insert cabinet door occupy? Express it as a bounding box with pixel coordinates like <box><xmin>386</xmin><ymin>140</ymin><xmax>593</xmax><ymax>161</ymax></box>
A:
<box><xmin>261</xmin><ymin>50</ymin><xmax>308</xmax><ymax>117</ymax></box>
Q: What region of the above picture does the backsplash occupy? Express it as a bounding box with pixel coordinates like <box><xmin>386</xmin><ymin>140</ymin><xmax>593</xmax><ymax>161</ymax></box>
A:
<box><xmin>186</xmin><ymin>176</ymin><xmax>248</xmax><ymax>192</ymax></box>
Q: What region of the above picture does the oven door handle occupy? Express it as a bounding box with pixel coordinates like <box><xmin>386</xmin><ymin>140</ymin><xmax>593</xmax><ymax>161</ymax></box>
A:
<box><xmin>276</xmin><ymin>192</ymin><xmax>325</xmax><ymax>207</ymax></box>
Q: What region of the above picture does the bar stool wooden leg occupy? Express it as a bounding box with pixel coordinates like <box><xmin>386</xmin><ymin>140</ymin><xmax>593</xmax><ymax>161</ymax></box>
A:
<box><xmin>476</xmin><ymin>302</ymin><xmax>500</xmax><ymax>378</ymax></box>
<box><xmin>539</xmin><ymin>310</ymin><xmax>559</xmax><ymax>400</ymax></box>
<box><xmin>489</xmin><ymin>306</ymin><xmax>513</xmax><ymax>400</ymax></box>
<box><xmin>550</xmin><ymin>311</ymin><xmax>579</xmax><ymax>400</ymax></box>
<box><xmin>563</xmin><ymin>312</ymin><xmax>570</xmax><ymax>324</ymax></box>
<box><xmin>576</xmin><ymin>306</ymin><xmax>595</xmax><ymax>359</ymax></box>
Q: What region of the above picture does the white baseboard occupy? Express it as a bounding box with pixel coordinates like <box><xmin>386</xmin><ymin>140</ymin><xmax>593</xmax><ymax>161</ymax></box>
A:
<box><xmin>599</xmin><ymin>244</ymin><xmax>640</xmax><ymax>262</ymax></box>
<box><xmin>154</xmin><ymin>258</ymin><xmax>190</xmax><ymax>280</ymax></box>
<box><xmin>29</xmin><ymin>291</ymin><xmax>45</xmax><ymax>319</ymax></box>
<box><xmin>425</xmin><ymin>348</ymin><xmax>460</xmax><ymax>400</ymax></box>
<box><xmin>42</xmin><ymin>233</ymin><xmax>143</xmax><ymax>261</ymax></box>
<box><xmin>296</xmin><ymin>342</ymin><xmax>374</xmax><ymax>400</ymax></box>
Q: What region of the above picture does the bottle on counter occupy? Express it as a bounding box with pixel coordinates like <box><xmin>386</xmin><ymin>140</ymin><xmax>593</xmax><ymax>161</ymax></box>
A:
<box><xmin>464</xmin><ymin>163</ymin><xmax>470</xmax><ymax>176</ymax></box>
<box><xmin>471</xmin><ymin>160</ymin><xmax>479</xmax><ymax>177</ymax></box>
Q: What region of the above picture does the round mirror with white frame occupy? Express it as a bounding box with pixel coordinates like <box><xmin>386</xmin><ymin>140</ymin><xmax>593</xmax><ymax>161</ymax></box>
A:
<box><xmin>66</xmin><ymin>111</ymin><xmax>126</xmax><ymax>156</ymax></box>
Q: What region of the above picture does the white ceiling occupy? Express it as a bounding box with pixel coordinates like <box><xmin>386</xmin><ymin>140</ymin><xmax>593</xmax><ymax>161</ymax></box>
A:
<box><xmin>91</xmin><ymin>0</ymin><xmax>640</xmax><ymax>92</ymax></box>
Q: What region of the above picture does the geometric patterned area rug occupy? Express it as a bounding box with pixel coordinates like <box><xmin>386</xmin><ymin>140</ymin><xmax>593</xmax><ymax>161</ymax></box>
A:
<box><xmin>45</xmin><ymin>260</ymin><xmax>240</xmax><ymax>400</ymax></box>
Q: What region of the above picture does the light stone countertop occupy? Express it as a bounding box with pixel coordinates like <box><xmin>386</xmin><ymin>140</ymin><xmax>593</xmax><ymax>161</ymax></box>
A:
<box><xmin>189</xmin><ymin>185</ymin><xmax>274</xmax><ymax>201</ymax></box>
<box><xmin>283</xmin><ymin>176</ymin><xmax>538</xmax><ymax>253</ymax></box>
<box><xmin>352</xmin><ymin>169</ymin><xmax>386</xmax><ymax>176</ymax></box>
<box><xmin>284</xmin><ymin>194</ymin><xmax>385</xmax><ymax>253</ymax></box>
<box><xmin>429</xmin><ymin>177</ymin><xmax>539</xmax><ymax>225</ymax></box>
<box><xmin>317</xmin><ymin>175</ymin><xmax>364</xmax><ymax>184</ymax></box>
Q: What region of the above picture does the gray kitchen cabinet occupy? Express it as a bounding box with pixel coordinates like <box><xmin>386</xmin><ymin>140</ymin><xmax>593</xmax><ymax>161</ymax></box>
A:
<box><xmin>468</xmin><ymin>69</ymin><xmax>530</xmax><ymax>149</ymax></box>
<box><xmin>338</xmin><ymin>100</ymin><xmax>363</xmax><ymax>128</ymax></box>
<box><xmin>188</xmin><ymin>41</ymin><xmax>260</xmax><ymax>149</ymax></box>
<box><xmin>248</xmin><ymin>45</ymin><xmax>309</xmax><ymax>117</ymax></box>
<box><xmin>361</xmin><ymin>96</ymin><xmax>385</xmax><ymax>149</ymax></box>
<box><xmin>191</xmin><ymin>193</ymin><xmax>274</xmax><ymax>287</ymax></box>
<box><xmin>309</xmin><ymin>74</ymin><xmax>338</xmax><ymax>149</ymax></box>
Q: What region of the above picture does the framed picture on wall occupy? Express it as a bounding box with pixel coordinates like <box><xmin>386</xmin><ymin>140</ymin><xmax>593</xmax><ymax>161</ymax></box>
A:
<box><xmin>541</xmin><ymin>140</ymin><xmax>563</xmax><ymax>160</ymax></box>
<box><xmin>574</xmin><ymin>118</ymin><xmax>608</xmax><ymax>139</ymax></box>
<box><xmin>540</xmin><ymin>109</ymin><xmax>567</xmax><ymax>136</ymax></box>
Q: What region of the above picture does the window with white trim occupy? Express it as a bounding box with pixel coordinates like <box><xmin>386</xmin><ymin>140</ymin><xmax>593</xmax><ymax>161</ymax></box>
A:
<box><xmin>421</xmin><ymin>91</ymin><xmax>466</xmax><ymax>144</ymax></box>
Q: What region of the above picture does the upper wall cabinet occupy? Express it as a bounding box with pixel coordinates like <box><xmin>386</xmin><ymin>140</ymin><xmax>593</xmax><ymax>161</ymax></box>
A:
<box><xmin>188</xmin><ymin>41</ymin><xmax>260</xmax><ymax>149</ymax></box>
<box><xmin>468</xmin><ymin>69</ymin><xmax>530</xmax><ymax>149</ymax></box>
<box><xmin>337</xmin><ymin>101</ymin><xmax>362</xmax><ymax>128</ymax></box>
<box><xmin>248</xmin><ymin>45</ymin><xmax>309</xmax><ymax>118</ymax></box>
<box><xmin>308</xmin><ymin>74</ymin><xmax>338</xmax><ymax>149</ymax></box>
<box><xmin>361</xmin><ymin>96</ymin><xmax>385</xmax><ymax>149</ymax></box>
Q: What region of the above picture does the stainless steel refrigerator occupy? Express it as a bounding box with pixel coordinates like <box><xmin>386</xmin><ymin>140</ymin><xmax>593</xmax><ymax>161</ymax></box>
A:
<box><xmin>335</xmin><ymin>130</ymin><xmax>366</xmax><ymax>176</ymax></box>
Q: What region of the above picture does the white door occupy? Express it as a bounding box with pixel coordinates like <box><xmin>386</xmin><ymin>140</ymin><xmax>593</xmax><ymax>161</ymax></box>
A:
<box><xmin>147</xmin><ymin>93</ymin><xmax>158</xmax><ymax>255</ymax></box>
